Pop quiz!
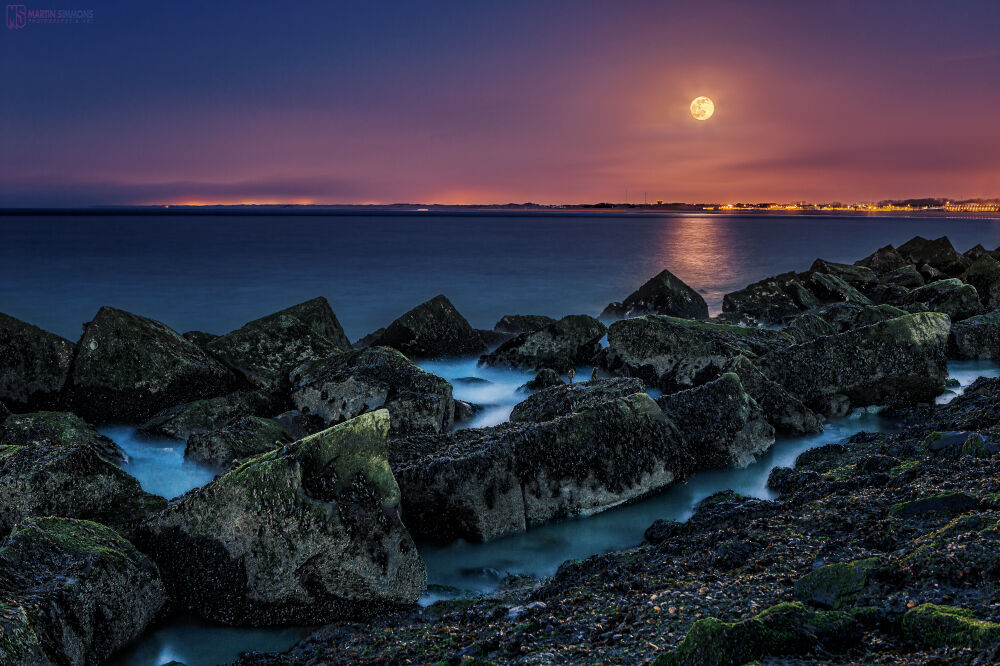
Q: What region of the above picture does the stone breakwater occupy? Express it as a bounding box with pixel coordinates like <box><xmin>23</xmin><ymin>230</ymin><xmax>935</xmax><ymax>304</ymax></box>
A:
<box><xmin>0</xmin><ymin>234</ymin><xmax>999</xmax><ymax>664</ymax></box>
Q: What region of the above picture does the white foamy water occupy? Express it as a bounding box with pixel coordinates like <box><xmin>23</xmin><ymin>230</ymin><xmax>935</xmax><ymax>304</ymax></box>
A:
<box><xmin>101</xmin><ymin>425</ymin><xmax>218</xmax><ymax>500</ymax></box>
<box><xmin>934</xmin><ymin>359</ymin><xmax>1000</xmax><ymax>404</ymax></box>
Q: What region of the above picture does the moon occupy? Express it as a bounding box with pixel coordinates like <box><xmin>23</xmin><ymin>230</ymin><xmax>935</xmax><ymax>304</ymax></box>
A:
<box><xmin>690</xmin><ymin>96</ymin><xmax>715</xmax><ymax>121</ymax></box>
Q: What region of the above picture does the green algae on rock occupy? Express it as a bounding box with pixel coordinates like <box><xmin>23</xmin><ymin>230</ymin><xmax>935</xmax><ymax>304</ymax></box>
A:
<box><xmin>653</xmin><ymin>601</ymin><xmax>859</xmax><ymax>666</ymax></box>
<box><xmin>901</xmin><ymin>603</ymin><xmax>1000</xmax><ymax>649</ymax></box>
<box><xmin>0</xmin><ymin>517</ymin><xmax>165</xmax><ymax>666</ymax></box>
<box><xmin>755</xmin><ymin>312</ymin><xmax>950</xmax><ymax>416</ymax></box>
<box><xmin>793</xmin><ymin>558</ymin><xmax>880</xmax><ymax>609</ymax></box>
<box><xmin>137</xmin><ymin>409</ymin><xmax>426</xmax><ymax>626</ymax></box>
<box><xmin>899</xmin><ymin>278</ymin><xmax>983</xmax><ymax>321</ymax></box>
<box><xmin>138</xmin><ymin>389</ymin><xmax>283</xmax><ymax>440</ymax></box>
<box><xmin>0</xmin><ymin>412</ymin><xmax>164</xmax><ymax>535</ymax></box>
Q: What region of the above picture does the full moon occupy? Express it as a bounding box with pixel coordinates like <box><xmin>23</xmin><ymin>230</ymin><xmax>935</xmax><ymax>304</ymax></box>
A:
<box><xmin>690</xmin><ymin>96</ymin><xmax>715</xmax><ymax>121</ymax></box>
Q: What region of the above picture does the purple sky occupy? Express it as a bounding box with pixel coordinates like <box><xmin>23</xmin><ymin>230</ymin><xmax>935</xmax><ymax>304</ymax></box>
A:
<box><xmin>2</xmin><ymin>0</ymin><xmax>999</xmax><ymax>205</ymax></box>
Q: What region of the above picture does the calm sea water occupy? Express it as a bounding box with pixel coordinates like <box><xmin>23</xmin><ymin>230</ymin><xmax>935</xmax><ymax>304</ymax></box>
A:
<box><xmin>2</xmin><ymin>213</ymin><xmax>999</xmax><ymax>341</ymax></box>
<box><xmin>6</xmin><ymin>212</ymin><xmax>998</xmax><ymax>665</ymax></box>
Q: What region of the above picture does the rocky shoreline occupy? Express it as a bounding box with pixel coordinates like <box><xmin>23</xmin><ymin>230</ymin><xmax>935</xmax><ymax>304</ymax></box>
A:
<box><xmin>2</xmin><ymin>235</ymin><xmax>1000</xmax><ymax>664</ymax></box>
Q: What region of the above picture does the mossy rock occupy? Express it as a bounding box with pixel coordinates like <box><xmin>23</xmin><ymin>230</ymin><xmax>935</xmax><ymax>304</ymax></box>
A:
<box><xmin>654</xmin><ymin>601</ymin><xmax>859</xmax><ymax>666</ymax></box>
<box><xmin>139</xmin><ymin>390</ymin><xmax>282</xmax><ymax>440</ymax></box>
<box><xmin>793</xmin><ymin>558</ymin><xmax>880</xmax><ymax>609</ymax></box>
<box><xmin>902</xmin><ymin>603</ymin><xmax>1000</xmax><ymax>649</ymax></box>
<box><xmin>0</xmin><ymin>517</ymin><xmax>165</xmax><ymax>665</ymax></box>
<box><xmin>897</xmin><ymin>512</ymin><xmax>1000</xmax><ymax>583</ymax></box>
<box><xmin>138</xmin><ymin>409</ymin><xmax>426</xmax><ymax>626</ymax></box>
<box><xmin>0</xmin><ymin>412</ymin><xmax>165</xmax><ymax>535</ymax></box>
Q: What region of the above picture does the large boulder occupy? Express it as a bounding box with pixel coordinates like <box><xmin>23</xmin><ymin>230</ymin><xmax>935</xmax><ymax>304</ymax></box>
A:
<box><xmin>601</xmin><ymin>269</ymin><xmax>708</xmax><ymax>320</ymax></box>
<box><xmin>805</xmin><ymin>302</ymin><xmax>908</xmax><ymax>334</ymax></box>
<box><xmin>854</xmin><ymin>244</ymin><xmax>909</xmax><ymax>274</ymax></box>
<box><xmin>602</xmin><ymin>315</ymin><xmax>792</xmax><ymax>392</ymax></box>
<box><xmin>0</xmin><ymin>517</ymin><xmax>166</xmax><ymax>666</ymax></box>
<box><xmin>493</xmin><ymin>314</ymin><xmax>557</xmax><ymax>335</ymax></box>
<box><xmin>0</xmin><ymin>412</ymin><xmax>164</xmax><ymax>535</ymax></box>
<box><xmin>961</xmin><ymin>254</ymin><xmax>1000</xmax><ymax>309</ymax></box>
<box><xmin>658</xmin><ymin>373</ymin><xmax>775</xmax><ymax>470</ymax></box>
<box><xmin>721</xmin><ymin>272</ymin><xmax>819</xmax><ymax>325</ymax></box>
<box><xmin>137</xmin><ymin>410</ymin><xmax>426</xmax><ymax>625</ymax></box>
<box><xmin>65</xmin><ymin>307</ymin><xmax>240</xmax><ymax>422</ymax></box>
<box><xmin>755</xmin><ymin>312</ymin><xmax>950</xmax><ymax>416</ymax></box>
<box><xmin>783</xmin><ymin>313</ymin><xmax>836</xmax><ymax>343</ymax></box>
<box><xmin>949</xmin><ymin>310</ymin><xmax>1000</xmax><ymax>360</ymax></box>
<box><xmin>723</xmin><ymin>355</ymin><xmax>822</xmax><ymax>434</ymax></box>
<box><xmin>899</xmin><ymin>278</ymin><xmax>983</xmax><ymax>321</ymax></box>
<box><xmin>206</xmin><ymin>298</ymin><xmax>350</xmax><ymax>394</ymax></box>
<box><xmin>369</xmin><ymin>294</ymin><xmax>486</xmax><ymax>358</ymax></box>
<box><xmin>480</xmin><ymin>315</ymin><xmax>606</xmax><ymax>372</ymax></box>
<box><xmin>138</xmin><ymin>390</ymin><xmax>283</xmax><ymax>440</ymax></box>
<box><xmin>897</xmin><ymin>236</ymin><xmax>969</xmax><ymax>277</ymax></box>
<box><xmin>185</xmin><ymin>415</ymin><xmax>290</xmax><ymax>468</ymax></box>
<box><xmin>805</xmin><ymin>272</ymin><xmax>872</xmax><ymax>305</ymax></box>
<box><xmin>808</xmin><ymin>259</ymin><xmax>878</xmax><ymax>293</ymax></box>
<box><xmin>0</xmin><ymin>313</ymin><xmax>75</xmax><ymax>412</ymax></box>
<box><xmin>392</xmin><ymin>393</ymin><xmax>689</xmax><ymax>542</ymax></box>
<box><xmin>290</xmin><ymin>347</ymin><xmax>454</xmax><ymax>436</ymax></box>
<box><xmin>881</xmin><ymin>264</ymin><xmax>925</xmax><ymax>289</ymax></box>
<box><xmin>509</xmin><ymin>377</ymin><xmax>645</xmax><ymax>423</ymax></box>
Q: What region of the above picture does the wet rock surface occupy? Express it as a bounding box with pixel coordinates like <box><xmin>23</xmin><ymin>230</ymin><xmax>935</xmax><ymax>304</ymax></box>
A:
<box><xmin>756</xmin><ymin>312</ymin><xmax>950</xmax><ymax>416</ymax></box>
<box><xmin>0</xmin><ymin>516</ymin><xmax>166</xmax><ymax>666</ymax></box>
<box><xmin>602</xmin><ymin>315</ymin><xmax>791</xmax><ymax>392</ymax></box>
<box><xmin>233</xmin><ymin>345</ymin><xmax>1000</xmax><ymax>665</ymax></box>
<box><xmin>481</xmin><ymin>315</ymin><xmax>607</xmax><ymax>372</ymax></box>
<box><xmin>290</xmin><ymin>346</ymin><xmax>454</xmax><ymax>436</ymax></box>
<box><xmin>657</xmin><ymin>373</ymin><xmax>775</xmax><ymax>470</ymax></box>
<box><xmin>493</xmin><ymin>315</ymin><xmax>557</xmax><ymax>335</ymax></box>
<box><xmin>392</xmin><ymin>393</ymin><xmax>689</xmax><ymax>542</ymax></box>
<box><xmin>368</xmin><ymin>294</ymin><xmax>486</xmax><ymax>358</ymax></box>
<box><xmin>136</xmin><ymin>410</ymin><xmax>426</xmax><ymax>626</ymax></box>
<box><xmin>206</xmin><ymin>297</ymin><xmax>351</xmax><ymax>394</ymax></box>
<box><xmin>138</xmin><ymin>389</ymin><xmax>283</xmax><ymax>440</ymax></box>
<box><xmin>509</xmin><ymin>377</ymin><xmax>645</xmax><ymax>423</ymax></box>
<box><xmin>65</xmin><ymin>306</ymin><xmax>241</xmax><ymax>422</ymax></box>
<box><xmin>185</xmin><ymin>415</ymin><xmax>290</xmax><ymax>468</ymax></box>
<box><xmin>0</xmin><ymin>313</ymin><xmax>75</xmax><ymax>412</ymax></box>
<box><xmin>601</xmin><ymin>268</ymin><xmax>709</xmax><ymax>320</ymax></box>
<box><xmin>949</xmin><ymin>310</ymin><xmax>1000</xmax><ymax>360</ymax></box>
<box><xmin>0</xmin><ymin>412</ymin><xmax>164</xmax><ymax>535</ymax></box>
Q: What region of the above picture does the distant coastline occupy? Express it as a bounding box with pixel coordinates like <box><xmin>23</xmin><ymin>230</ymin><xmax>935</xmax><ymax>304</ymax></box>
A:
<box><xmin>2</xmin><ymin>204</ymin><xmax>999</xmax><ymax>220</ymax></box>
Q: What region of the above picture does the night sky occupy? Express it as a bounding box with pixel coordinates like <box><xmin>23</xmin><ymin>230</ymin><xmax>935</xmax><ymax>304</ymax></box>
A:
<box><xmin>2</xmin><ymin>0</ymin><xmax>999</xmax><ymax>206</ymax></box>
